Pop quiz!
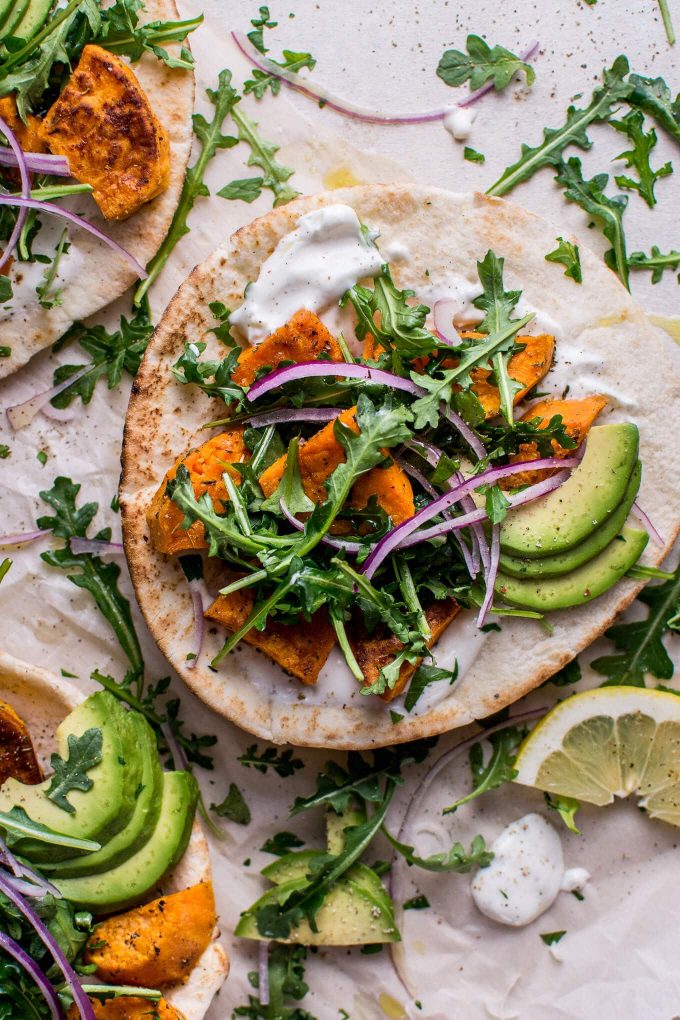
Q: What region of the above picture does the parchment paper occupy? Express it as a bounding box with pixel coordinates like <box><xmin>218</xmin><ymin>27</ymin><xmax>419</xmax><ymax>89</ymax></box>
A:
<box><xmin>0</xmin><ymin>6</ymin><xmax>679</xmax><ymax>1018</ymax></box>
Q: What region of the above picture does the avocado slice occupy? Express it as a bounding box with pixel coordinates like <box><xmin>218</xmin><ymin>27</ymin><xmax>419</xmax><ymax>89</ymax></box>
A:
<box><xmin>0</xmin><ymin>692</ymin><xmax>142</xmax><ymax>863</ymax></box>
<box><xmin>8</xmin><ymin>0</ymin><xmax>52</xmax><ymax>41</ymax></box>
<box><xmin>499</xmin><ymin>424</ymin><xmax>639</xmax><ymax>559</ymax></box>
<box><xmin>325</xmin><ymin>804</ymin><xmax>366</xmax><ymax>855</ymax></box>
<box><xmin>499</xmin><ymin>460</ymin><xmax>642</xmax><ymax>578</ymax></box>
<box><xmin>0</xmin><ymin>0</ymin><xmax>30</xmax><ymax>38</ymax></box>
<box><xmin>0</xmin><ymin>0</ymin><xmax>15</xmax><ymax>33</ymax></box>
<box><xmin>263</xmin><ymin>851</ymin><xmax>394</xmax><ymax>911</ymax></box>
<box><xmin>235</xmin><ymin>872</ymin><xmax>400</xmax><ymax>945</ymax></box>
<box><xmin>54</xmin><ymin>770</ymin><xmax>198</xmax><ymax>913</ymax></box>
<box><xmin>495</xmin><ymin>526</ymin><xmax>648</xmax><ymax>611</ymax></box>
<box><xmin>42</xmin><ymin>712</ymin><xmax>163</xmax><ymax>877</ymax></box>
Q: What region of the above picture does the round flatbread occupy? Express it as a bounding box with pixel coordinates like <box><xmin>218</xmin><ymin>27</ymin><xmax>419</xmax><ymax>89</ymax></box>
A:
<box><xmin>0</xmin><ymin>651</ymin><xmax>229</xmax><ymax>1020</ymax></box>
<box><xmin>120</xmin><ymin>184</ymin><xmax>680</xmax><ymax>749</ymax></box>
<box><xmin>0</xmin><ymin>0</ymin><xmax>195</xmax><ymax>378</ymax></box>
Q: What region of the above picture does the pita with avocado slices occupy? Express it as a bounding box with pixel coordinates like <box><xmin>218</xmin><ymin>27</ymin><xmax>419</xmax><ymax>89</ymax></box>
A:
<box><xmin>0</xmin><ymin>0</ymin><xmax>198</xmax><ymax>377</ymax></box>
<box><xmin>120</xmin><ymin>184</ymin><xmax>680</xmax><ymax>750</ymax></box>
<box><xmin>0</xmin><ymin>652</ymin><xmax>229</xmax><ymax>1019</ymax></box>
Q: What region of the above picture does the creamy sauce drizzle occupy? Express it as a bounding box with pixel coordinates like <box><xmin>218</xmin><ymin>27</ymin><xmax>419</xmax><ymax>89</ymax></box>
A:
<box><xmin>443</xmin><ymin>107</ymin><xmax>476</xmax><ymax>141</ymax></box>
<box><xmin>470</xmin><ymin>813</ymin><xmax>588</xmax><ymax>927</ymax></box>
<box><xmin>230</xmin><ymin>204</ymin><xmax>383</xmax><ymax>344</ymax></box>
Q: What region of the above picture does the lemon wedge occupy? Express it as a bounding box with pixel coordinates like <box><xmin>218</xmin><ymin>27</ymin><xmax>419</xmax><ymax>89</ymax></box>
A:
<box><xmin>514</xmin><ymin>687</ymin><xmax>680</xmax><ymax>826</ymax></box>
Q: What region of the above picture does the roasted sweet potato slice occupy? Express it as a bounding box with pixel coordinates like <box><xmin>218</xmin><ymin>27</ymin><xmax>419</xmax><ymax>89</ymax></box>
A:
<box><xmin>351</xmin><ymin>598</ymin><xmax>460</xmax><ymax>702</ymax></box>
<box><xmin>85</xmin><ymin>882</ymin><xmax>216</xmax><ymax>987</ymax></box>
<box><xmin>67</xmin><ymin>997</ymin><xmax>185</xmax><ymax>1020</ymax></box>
<box><xmin>0</xmin><ymin>699</ymin><xmax>42</xmax><ymax>785</ymax></box>
<box><xmin>259</xmin><ymin>407</ymin><xmax>415</xmax><ymax>525</ymax></box>
<box><xmin>147</xmin><ymin>428</ymin><xmax>249</xmax><ymax>556</ymax></box>
<box><xmin>0</xmin><ymin>95</ymin><xmax>46</xmax><ymax>155</ymax></box>
<box><xmin>506</xmin><ymin>395</ymin><xmax>609</xmax><ymax>487</ymax></box>
<box><xmin>205</xmin><ymin>587</ymin><xmax>335</xmax><ymax>686</ymax></box>
<box><xmin>460</xmin><ymin>332</ymin><xmax>555</xmax><ymax>418</ymax></box>
<box><xmin>232</xmin><ymin>309</ymin><xmax>343</xmax><ymax>386</ymax></box>
<box><xmin>41</xmin><ymin>45</ymin><xmax>170</xmax><ymax>220</ymax></box>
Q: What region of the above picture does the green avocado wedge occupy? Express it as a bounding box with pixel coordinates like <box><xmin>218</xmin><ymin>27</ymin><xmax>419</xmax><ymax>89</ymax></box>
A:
<box><xmin>42</xmin><ymin>713</ymin><xmax>163</xmax><ymax>878</ymax></box>
<box><xmin>8</xmin><ymin>0</ymin><xmax>52</xmax><ymax>41</ymax></box>
<box><xmin>235</xmin><ymin>872</ymin><xmax>400</xmax><ymax>945</ymax></box>
<box><xmin>263</xmin><ymin>851</ymin><xmax>394</xmax><ymax>912</ymax></box>
<box><xmin>499</xmin><ymin>460</ymin><xmax>642</xmax><ymax>579</ymax></box>
<box><xmin>0</xmin><ymin>0</ymin><xmax>29</xmax><ymax>39</ymax></box>
<box><xmin>499</xmin><ymin>424</ymin><xmax>639</xmax><ymax>559</ymax></box>
<box><xmin>495</xmin><ymin>527</ymin><xmax>649</xmax><ymax>611</ymax></box>
<box><xmin>53</xmin><ymin>770</ymin><xmax>198</xmax><ymax>913</ymax></box>
<box><xmin>0</xmin><ymin>692</ymin><xmax>142</xmax><ymax>863</ymax></box>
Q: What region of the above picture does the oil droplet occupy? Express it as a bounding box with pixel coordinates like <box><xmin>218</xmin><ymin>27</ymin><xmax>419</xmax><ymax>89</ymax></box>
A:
<box><xmin>379</xmin><ymin>992</ymin><xmax>407</xmax><ymax>1019</ymax></box>
<box><xmin>649</xmin><ymin>313</ymin><xmax>680</xmax><ymax>345</ymax></box>
<box><xmin>597</xmin><ymin>313</ymin><xmax>625</xmax><ymax>328</ymax></box>
<box><xmin>323</xmin><ymin>165</ymin><xmax>362</xmax><ymax>189</ymax></box>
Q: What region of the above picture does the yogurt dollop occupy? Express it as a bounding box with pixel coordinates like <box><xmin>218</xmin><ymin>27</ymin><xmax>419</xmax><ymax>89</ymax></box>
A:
<box><xmin>443</xmin><ymin>107</ymin><xmax>476</xmax><ymax>141</ymax></box>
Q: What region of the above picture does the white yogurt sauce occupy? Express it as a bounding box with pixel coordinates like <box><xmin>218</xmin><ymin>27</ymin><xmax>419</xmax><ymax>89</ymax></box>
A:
<box><xmin>471</xmin><ymin>813</ymin><xmax>565</xmax><ymax>927</ymax></box>
<box><xmin>561</xmin><ymin>867</ymin><xmax>591</xmax><ymax>894</ymax></box>
<box><xmin>229</xmin><ymin>204</ymin><xmax>383</xmax><ymax>345</ymax></box>
<box><xmin>443</xmin><ymin>107</ymin><xmax>476</xmax><ymax>141</ymax></box>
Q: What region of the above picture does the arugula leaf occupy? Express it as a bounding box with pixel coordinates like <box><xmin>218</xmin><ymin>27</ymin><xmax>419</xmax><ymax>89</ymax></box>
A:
<box><xmin>135</xmin><ymin>69</ymin><xmax>240</xmax><ymax>305</ymax></box>
<box><xmin>97</xmin><ymin>0</ymin><xmax>202</xmax><ymax>70</ymax></box>
<box><xmin>211</xmin><ymin>783</ymin><xmax>251</xmax><ymax>825</ymax></box>
<box><xmin>261</xmin><ymin>831</ymin><xmax>305</xmax><ymax>856</ymax></box>
<box><xmin>244</xmin><ymin>50</ymin><xmax>316</xmax><ymax>100</ymax></box>
<box><xmin>50</xmin><ymin>308</ymin><xmax>153</xmax><ymax>407</ymax></box>
<box><xmin>172</xmin><ymin>342</ymin><xmax>246</xmax><ymax>406</ymax></box>
<box><xmin>218</xmin><ymin>177</ymin><xmax>264</xmax><ymax>203</ymax></box>
<box><xmin>591</xmin><ymin>567</ymin><xmax>680</xmax><ymax>685</ymax></box>
<box><xmin>544</xmin><ymin>792</ymin><xmax>580</xmax><ymax>834</ymax></box>
<box><xmin>611</xmin><ymin>109</ymin><xmax>672</xmax><ymax>207</ymax></box>
<box><xmin>463</xmin><ymin>146</ymin><xmax>485</xmax><ymax>164</ymax></box>
<box><xmin>437</xmin><ymin>34</ymin><xmax>535</xmax><ymax>92</ymax></box>
<box><xmin>0</xmin><ymin>807</ymin><xmax>100</xmax><ymax>851</ymax></box>
<box><xmin>238</xmin><ymin>745</ymin><xmax>305</xmax><ymax>778</ymax></box>
<box><xmin>344</xmin><ymin>263</ymin><xmax>435</xmax><ymax>362</ymax></box>
<box><xmin>46</xmin><ymin>729</ymin><xmax>103</xmax><ymax>814</ymax></box>
<box><xmin>0</xmin><ymin>277</ymin><xmax>12</xmax><ymax>302</ymax></box>
<box><xmin>254</xmin><ymin>783</ymin><xmax>396</xmax><ymax>938</ymax></box>
<box><xmin>544</xmin><ymin>657</ymin><xmax>582</xmax><ymax>687</ymax></box>
<box><xmin>540</xmin><ymin>930</ymin><xmax>566</xmax><ymax>946</ymax></box>
<box><xmin>403</xmin><ymin>894</ymin><xmax>430</xmax><ymax>910</ymax></box>
<box><xmin>404</xmin><ymin>663</ymin><xmax>457</xmax><ymax>712</ymax></box>
<box><xmin>37</xmin><ymin>230</ymin><xmax>69</xmax><ymax>310</ymax></box>
<box><xmin>628</xmin><ymin>246</ymin><xmax>680</xmax><ymax>283</ymax></box>
<box><xmin>261</xmin><ymin>436</ymin><xmax>314</xmax><ymax>514</ymax></box>
<box><xmin>385</xmin><ymin>830</ymin><xmax>493</xmax><ymax>872</ymax></box>
<box><xmin>247</xmin><ymin>5</ymin><xmax>277</xmax><ymax>53</ymax></box>
<box><xmin>37</xmin><ymin>477</ymin><xmax>144</xmax><ymax>678</ymax></box>
<box><xmin>230</xmin><ymin>105</ymin><xmax>299</xmax><ymax>207</ymax></box>
<box><xmin>482</xmin><ymin>484</ymin><xmax>512</xmax><ymax>524</ymax></box>
<box><xmin>545</xmin><ymin>237</ymin><xmax>582</xmax><ymax>283</ymax></box>
<box><xmin>443</xmin><ymin>726</ymin><xmax>525</xmax><ymax>813</ymax></box>
<box><xmin>628</xmin><ymin>72</ymin><xmax>680</xmax><ymax>144</ymax></box>
<box><xmin>554</xmin><ymin>157</ymin><xmax>629</xmax><ymax>289</ymax></box>
<box><xmin>487</xmin><ymin>56</ymin><xmax>633</xmax><ymax>197</ymax></box>
<box><xmin>233</xmin><ymin>944</ymin><xmax>318</xmax><ymax>1020</ymax></box>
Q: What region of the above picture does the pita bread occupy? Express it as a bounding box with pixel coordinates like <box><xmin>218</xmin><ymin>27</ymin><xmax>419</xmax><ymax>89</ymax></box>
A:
<box><xmin>0</xmin><ymin>651</ymin><xmax>229</xmax><ymax>1019</ymax></box>
<box><xmin>119</xmin><ymin>185</ymin><xmax>680</xmax><ymax>749</ymax></box>
<box><xmin>0</xmin><ymin>0</ymin><xmax>195</xmax><ymax>378</ymax></box>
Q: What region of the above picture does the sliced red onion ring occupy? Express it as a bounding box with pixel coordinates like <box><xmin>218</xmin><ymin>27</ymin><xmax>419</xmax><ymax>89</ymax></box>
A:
<box><xmin>0</xmin><ymin>839</ymin><xmax>62</xmax><ymax>898</ymax></box>
<box><xmin>632</xmin><ymin>501</ymin><xmax>664</xmax><ymax>547</ymax></box>
<box><xmin>0</xmin><ymin>931</ymin><xmax>65</xmax><ymax>1020</ymax></box>
<box><xmin>70</xmin><ymin>538</ymin><xmax>124</xmax><ymax>556</ymax></box>
<box><xmin>477</xmin><ymin>525</ymin><xmax>500</xmax><ymax>627</ymax></box>
<box><xmin>258</xmin><ymin>941</ymin><xmax>270</xmax><ymax>1006</ymax></box>
<box><xmin>280</xmin><ymin>499</ymin><xmax>364</xmax><ymax>553</ymax></box>
<box><xmin>388</xmin><ymin>705</ymin><xmax>547</xmax><ymax>996</ymax></box>
<box><xmin>3</xmin><ymin>872</ymin><xmax>50</xmax><ymax>897</ymax></box>
<box><xmin>246</xmin><ymin>407</ymin><xmax>343</xmax><ymax>428</ymax></box>
<box><xmin>0</xmin><ymin>528</ymin><xmax>48</xmax><ymax>548</ymax></box>
<box><xmin>232</xmin><ymin>32</ymin><xmax>540</xmax><ymax>123</ymax></box>
<box><xmin>0</xmin><ymin>115</ymin><xmax>30</xmax><ymax>273</ymax></box>
<box><xmin>246</xmin><ymin>360</ymin><xmax>485</xmax><ymax>458</ymax></box>
<box><xmin>6</xmin><ymin>364</ymin><xmax>91</xmax><ymax>430</ymax></box>
<box><xmin>432</xmin><ymin>299</ymin><xmax>461</xmax><ymax>346</ymax></box>
<box><xmin>0</xmin><ymin>196</ymin><xmax>147</xmax><ymax>279</ymax></box>
<box><xmin>0</xmin><ymin>872</ymin><xmax>95</xmax><ymax>1020</ymax></box>
<box><xmin>361</xmin><ymin>455</ymin><xmax>579</xmax><ymax>580</ymax></box>
<box><xmin>187</xmin><ymin>578</ymin><xmax>208</xmax><ymax>670</ymax></box>
<box><xmin>0</xmin><ymin>149</ymin><xmax>70</xmax><ymax>176</ymax></box>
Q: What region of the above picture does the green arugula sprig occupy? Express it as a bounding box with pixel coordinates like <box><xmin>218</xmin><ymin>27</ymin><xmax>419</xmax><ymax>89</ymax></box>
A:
<box><xmin>46</xmin><ymin>729</ymin><xmax>103</xmax><ymax>814</ymax></box>
<box><xmin>443</xmin><ymin>725</ymin><xmax>526</xmax><ymax>814</ymax></box>
<box><xmin>230</xmin><ymin>105</ymin><xmax>299</xmax><ymax>207</ymax></box>
<box><xmin>611</xmin><ymin>109</ymin><xmax>673</xmax><ymax>207</ymax></box>
<box><xmin>628</xmin><ymin>246</ymin><xmax>680</xmax><ymax>283</ymax></box>
<box><xmin>238</xmin><ymin>745</ymin><xmax>305</xmax><ymax>777</ymax></box>
<box><xmin>545</xmin><ymin>237</ymin><xmax>582</xmax><ymax>283</ymax></box>
<box><xmin>345</xmin><ymin>264</ymin><xmax>436</xmax><ymax>365</ymax></box>
<box><xmin>384</xmin><ymin>830</ymin><xmax>493</xmax><ymax>872</ymax></box>
<box><xmin>472</xmin><ymin>250</ymin><xmax>526</xmax><ymax>424</ymax></box>
<box><xmin>437</xmin><ymin>34</ymin><xmax>535</xmax><ymax>92</ymax></box>
<box><xmin>244</xmin><ymin>49</ymin><xmax>316</xmax><ymax>100</ymax></box>
<box><xmin>233</xmin><ymin>944</ymin><xmax>318</xmax><ymax>1020</ymax></box>
<box><xmin>591</xmin><ymin>564</ymin><xmax>680</xmax><ymax>685</ymax></box>
<box><xmin>211</xmin><ymin>783</ymin><xmax>251</xmax><ymax>825</ymax></box>
<box><xmin>554</xmin><ymin>158</ymin><xmax>629</xmax><ymax>288</ymax></box>
<box><xmin>96</xmin><ymin>0</ymin><xmax>202</xmax><ymax>70</ymax></box>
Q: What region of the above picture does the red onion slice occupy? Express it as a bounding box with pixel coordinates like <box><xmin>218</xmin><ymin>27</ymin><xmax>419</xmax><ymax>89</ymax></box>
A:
<box><xmin>0</xmin><ymin>528</ymin><xmax>49</xmax><ymax>548</ymax></box>
<box><xmin>0</xmin><ymin>931</ymin><xmax>65</xmax><ymax>1020</ymax></box>
<box><xmin>0</xmin><ymin>196</ymin><xmax>147</xmax><ymax>279</ymax></box>
<box><xmin>232</xmin><ymin>32</ymin><xmax>540</xmax><ymax>124</ymax></box>
<box><xmin>258</xmin><ymin>941</ymin><xmax>270</xmax><ymax>1006</ymax></box>
<box><xmin>632</xmin><ymin>501</ymin><xmax>664</xmax><ymax>547</ymax></box>
<box><xmin>0</xmin><ymin>149</ymin><xmax>70</xmax><ymax>176</ymax></box>
<box><xmin>246</xmin><ymin>407</ymin><xmax>344</xmax><ymax>428</ymax></box>
<box><xmin>361</xmin><ymin>456</ymin><xmax>579</xmax><ymax>580</ymax></box>
<box><xmin>187</xmin><ymin>578</ymin><xmax>208</xmax><ymax>670</ymax></box>
<box><xmin>0</xmin><ymin>115</ymin><xmax>30</xmax><ymax>273</ymax></box>
<box><xmin>70</xmin><ymin>538</ymin><xmax>124</xmax><ymax>556</ymax></box>
<box><xmin>477</xmin><ymin>524</ymin><xmax>500</xmax><ymax>627</ymax></box>
<box><xmin>432</xmin><ymin>299</ymin><xmax>461</xmax><ymax>345</ymax></box>
<box><xmin>0</xmin><ymin>873</ymin><xmax>95</xmax><ymax>1020</ymax></box>
<box><xmin>6</xmin><ymin>364</ymin><xmax>91</xmax><ymax>430</ymax></box>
